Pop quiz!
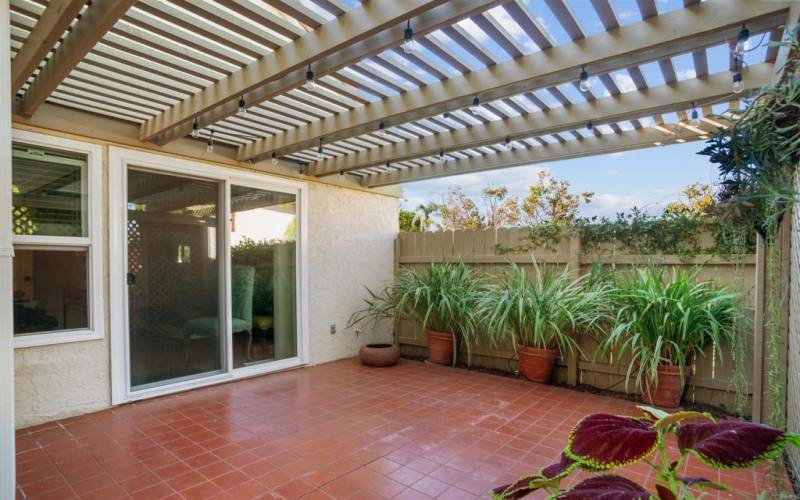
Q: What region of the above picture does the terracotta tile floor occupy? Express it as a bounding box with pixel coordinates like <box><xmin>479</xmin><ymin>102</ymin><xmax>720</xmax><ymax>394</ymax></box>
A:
<box><xmin>15</xmin><ymin>358</ymin><xmax>784</xmax><ymax>499</ymax></box>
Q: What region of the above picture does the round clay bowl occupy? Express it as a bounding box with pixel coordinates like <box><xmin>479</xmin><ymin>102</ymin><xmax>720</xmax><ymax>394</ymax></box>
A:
<box><xmin>359</xmin><ymin>343</ymin><xmax>400</xmax><ymax>367</ymax></box>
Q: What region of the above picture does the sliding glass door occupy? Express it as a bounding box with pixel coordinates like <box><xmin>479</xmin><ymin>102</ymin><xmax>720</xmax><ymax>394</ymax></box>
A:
<box><xmin>126</xmin><ymin>169</ymin><xmax>224</xmax><ymax>389</ymax></box>
<box><xmin>113</xmin><ymin>149</ymin><xmax>304</xmax><ymax>401</ymax></box>
<box><xmin>229</xmin><ymin>185</ymin><xmax>297</xmax><ymax>369</ymax></box>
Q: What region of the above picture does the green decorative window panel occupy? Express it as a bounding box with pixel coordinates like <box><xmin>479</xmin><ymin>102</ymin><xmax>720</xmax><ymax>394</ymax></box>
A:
<box><xmin>12</xmin><ymin>143</ymin><xmax>88</xmax><ymax>237</ymax></box>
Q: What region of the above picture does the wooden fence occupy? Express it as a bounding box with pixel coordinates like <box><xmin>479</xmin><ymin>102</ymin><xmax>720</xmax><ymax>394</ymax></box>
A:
<box><xmin>395</xmin><ymin>228</ymin><xmax>759</xmax><ymax>411</ymax></box>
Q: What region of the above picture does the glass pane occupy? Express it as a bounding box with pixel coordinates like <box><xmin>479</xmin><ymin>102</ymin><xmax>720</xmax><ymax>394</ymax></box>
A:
<box><xmin>12</xmin><ymin>143</ymin><xmax>88</xmax><ymax>237</ymax></box>
<box><xmin>230</xmin><ymin>185</ymin><xmax>297</xmax><ymax>368</ymax></box>
<box><xmin>13</xmin><ymin>249</ymin><xmax>89</xmax><ymax>335</ymax></box>
<box><xmin>127</xmin><ymin>169</ymin><xmax>223</xmax><ymax>389</ymax></box>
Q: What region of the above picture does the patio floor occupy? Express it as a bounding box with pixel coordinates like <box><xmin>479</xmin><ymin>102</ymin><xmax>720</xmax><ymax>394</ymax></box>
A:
<box><xmin>15</xmin><ymin>358</ymin><xmax>778</xmax><ymax>500</ymax></box>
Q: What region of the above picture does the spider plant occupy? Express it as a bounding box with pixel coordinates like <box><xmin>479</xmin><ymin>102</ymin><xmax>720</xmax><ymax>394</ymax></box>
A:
<box><xmin>348</xmin><ymin>262</ymin><xmax>483</xmax><ymax>364</ymax></box>
<box><xmin>477</xmin><ymin>261</ymin><xmax>609</xmax><ymax>355</ymax></box>
<box><xmin>599</xmin><ymin>266</ymin><xmax>739</xmax><ymax>390</ymax></box>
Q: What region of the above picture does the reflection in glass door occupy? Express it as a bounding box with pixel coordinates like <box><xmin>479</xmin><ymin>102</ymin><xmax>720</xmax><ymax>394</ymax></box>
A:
<box><xmin>127</xmin><ymin>169</ymin><xmax>224</xmax><ymax>389</ymax></box>
<box><xmin>230</xmin><ymin>185</ymin><xmax>296</xmax><ymax>368</ymax></box>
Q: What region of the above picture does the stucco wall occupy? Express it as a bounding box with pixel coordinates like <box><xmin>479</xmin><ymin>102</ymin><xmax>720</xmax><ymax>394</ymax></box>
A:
<box><xmin>12</xmin><ymin>134</ymin><xmax>399</xmax><ymax>428</ymax></box>
<box><xmin>306</xmin><ymin>182</ymin><xmax>398</xmax><ymax>364</ymax></box>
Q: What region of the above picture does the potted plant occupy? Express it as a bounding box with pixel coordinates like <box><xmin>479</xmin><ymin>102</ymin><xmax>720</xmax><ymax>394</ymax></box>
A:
<box><xmin>347</xmin><ymin>285</ymin><xmax>401</xmax><ymax>367</ymax></box>
<box><xmin>600</xmin><ymin>267</ymin><xmax>738</xmax><ymax>408</ymax></box>
<box><xmin>393</xmin><ymin>262</ymin><xmax>483</xmax><ymax>365</ymax></box>
<box><xmin>477</xmin><ymin>261</ymin><xmax>608</xmax><ymax>383</ymax></box>
<box><xmin>348</xmin><ymin>261</ymin><xmax>482</xmax><ymax>366</ymax></box>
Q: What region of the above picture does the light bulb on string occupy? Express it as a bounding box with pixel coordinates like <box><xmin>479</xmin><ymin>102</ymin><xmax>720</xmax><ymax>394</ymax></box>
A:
<box><xmin>237</xmin><ymin>95</ymin><xmax>247</xmax><ymax>115</ymax></box>
<box><xmin>586</xmin><ymin>121</ymin><xmax>593</xmax><ymax>131</ymax></box>
<box><xmin>304</xmin><ymin>64</ymin><xmax>316</xmax><ymax>91</ymax></box>
<box><xmin>206</xmin><ymin>130</ymin><xmax>215</xmax><ymax>153</ymax></box>
<box><xmin>377</xmin><ymin>122</ymin><xmax>387</xmax><ymax>138</ymax></box>
<box><xmin>734</xmin><ymin>25</ymin><xmax>749</xmax><ymax>56</ymax></box>
<box><xmin>316</xmin><ymin>139</ymin><xmax>324</xmax><ymax>161</ymax></box>
<box><xmin>733</xmin><ymin>72</ymin><xmax>744</xmax><ymax>93</ymax></box>
<box><xmin>191</xmin><ymin>117</ymin><xmax>200</xmax><ymax>139</ymax></box>
<box><xmin>271</xmin><ymin>152</ymin><xmax>278</xmax><ymax>165</ymax></box>
<box><xmin>690</xmin><ymin>103</ymin><xmax>701</xmax><ymax>127</ymax></box>
<box><xmin>579</xmin><ymin>67</ymin><xmax>590</xmax><ymax>92</ymax></box>
<box><xmin>402</xmin><ymin>20</ymin><xmax>419</xmax><ymax>54</ymax></box>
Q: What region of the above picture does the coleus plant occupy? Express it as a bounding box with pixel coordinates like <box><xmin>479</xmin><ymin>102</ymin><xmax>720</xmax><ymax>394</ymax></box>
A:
<box><xmin>492</xmin><ymin>406</ymin><xmax>800</xmax><ymax>499</ymax></box>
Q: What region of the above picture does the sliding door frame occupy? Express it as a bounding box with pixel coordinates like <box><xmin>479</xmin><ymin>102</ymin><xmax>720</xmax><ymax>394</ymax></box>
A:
<box><xmin>109</xmin><ymin>147</ymin><xmax>308</xmax><ymax>404</ymax></box>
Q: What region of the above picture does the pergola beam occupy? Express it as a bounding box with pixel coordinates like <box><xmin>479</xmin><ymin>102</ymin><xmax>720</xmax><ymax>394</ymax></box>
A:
<box><xmin>362</xmin><ymin>124</ymin><xmax>715</xmax><ymax>188</ymax></box>
<box><xmin>139</xmin><ymin>0</ymin><xmax>495</xmax><ymax>144</ymax></box>
<box><xmin>311</xmin><ymin>64</ymin><xmax>771</xmax><ymax>176</ymax></box>
<box><xmin>239</xmin><ymin>0</ymin><xmax>789</xmax><ymax>162</ymax></box>
<box><xmin>18</xmin><ymin>0</ymin><xmax>136</xmax><ymax>116</ymax></box>
<box><xmin>10</xmin><ymin>0</ymin><xmax>84</xmax><ymax>96</ymax></box>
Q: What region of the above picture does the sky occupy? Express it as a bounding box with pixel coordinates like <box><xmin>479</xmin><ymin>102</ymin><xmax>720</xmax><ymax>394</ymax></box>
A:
<box><xmin>400</xmin><ymin>141</ymin><xmax>720</xmax><ymax>219</ymax></box>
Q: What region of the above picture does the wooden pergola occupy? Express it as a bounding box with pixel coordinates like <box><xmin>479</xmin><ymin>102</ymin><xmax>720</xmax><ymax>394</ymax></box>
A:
<box><xmin>7</xmin><ymin>0</ymin><xmax>798</xmax><ymax>188</ymax></box>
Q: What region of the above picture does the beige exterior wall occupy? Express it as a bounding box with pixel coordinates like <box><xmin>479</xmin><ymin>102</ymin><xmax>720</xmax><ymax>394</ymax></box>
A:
<box><xmin>12</xmin><ymin>126</ymin><xmax>399</xmax><ymax>428</ymax></box>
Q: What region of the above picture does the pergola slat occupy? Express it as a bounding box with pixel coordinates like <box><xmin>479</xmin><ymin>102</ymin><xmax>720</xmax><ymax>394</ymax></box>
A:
<box><xmin>19</xmin><ymin>0</ymin><xmax>138</xmax><ymax>116</ymax></box>
<box><xmin>238</xmin><ymin>0</ymin><xmax>789</xmax><ymax>162</ymax></box>
<box><xmin>361</xmin><ymin>124</ymin><xmax>714</xmax><ymax>187</ymax></box>
<box><xmin>139</xmin><ymin>0</ymin><xmax>494</xmax><ymax>143</ymax></box>
<box><xmin>10</xmin><ymin>0</ymin><xmax>84</xmax><ymax>96</ymax></box>
<box><xmin>310</xmin><ymin>64</ymin><xmax>770</xmax><ymax>176</ymax></box>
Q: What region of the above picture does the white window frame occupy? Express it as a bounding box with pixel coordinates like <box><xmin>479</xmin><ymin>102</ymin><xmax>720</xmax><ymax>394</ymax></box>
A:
<box><xmin>108</xmin><ymin>146</ymin><xmax>309</xmax><ymax>404</ymax></box>
<box><xmin>11</xmin><ymin>130</ymin><xmax>104</xmax><ymax>349</ymax></box>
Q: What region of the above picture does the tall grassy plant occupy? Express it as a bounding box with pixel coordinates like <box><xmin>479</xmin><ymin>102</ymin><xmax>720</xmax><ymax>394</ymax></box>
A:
<box><xmin>600</xmin><ymin>267</ymin><xmax>739</xmax><ymax>390</ymax></box>
<box><xmin>477</xmin><ymin>262</ymin><xmax>609</xmax><ymax>355</ymax></box>
<box><xmin>350</xmin><ymin>262</ymin><xmax>484</xmax><ymax>365</ymax></box>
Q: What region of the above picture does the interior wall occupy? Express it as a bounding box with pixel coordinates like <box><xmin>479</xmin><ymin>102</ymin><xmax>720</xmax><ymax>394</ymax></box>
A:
<box><xmin>12</xmin><ymin>126</ymin><xmax>400</xmax><ymax>428</ymax></box>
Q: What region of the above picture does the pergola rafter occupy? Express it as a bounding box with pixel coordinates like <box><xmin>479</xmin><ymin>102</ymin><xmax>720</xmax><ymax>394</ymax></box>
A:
<box><xmin>237</xmin><ymin>0</ymin><xmax>790</xmax><ymax>163</ymax></box>
<box><xmin>310</xmin><ymin>64</ymin><xmax>771</xmax><ymax>177</ymax></box>
<box><xmin>361</xmin><ymin>120</ymin><xmax>724</xmax><ymax>188</ymax></box>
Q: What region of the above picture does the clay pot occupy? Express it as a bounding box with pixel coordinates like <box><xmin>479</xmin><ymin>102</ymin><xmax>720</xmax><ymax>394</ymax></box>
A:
<box><xmin>518</xmin><ymin>346</ymin><xmax>560</xmax><ymax>383</ymax></box>
<box><xmin>359</xmin><ymin>343</ymin><xmax>400</xmax><ymax>367</ymax></box>
<box><xmin>426</xmin><ymin>330</ymin><xmax>455</xmax><ymax>365</ymax></box>
<box><xmin>642</xmin><ymin>364</ymin><xmax>686</xmax><ymax>408</ymax></box>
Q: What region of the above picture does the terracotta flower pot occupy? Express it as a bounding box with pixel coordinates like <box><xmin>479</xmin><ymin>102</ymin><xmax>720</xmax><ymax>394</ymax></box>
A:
<box><xmin>518</xmin><ymin>346</ymin><xmax>560</xmax><ymax>383</ymax></box>
<box><xmin>359</xmin><ymin>343</ymin><xmax>400</xmax><ymax>367</ymax></box>
<box><xmin>642</xmin><ymin>364</ymin><xmax>686</xmax><ymax>408</ymax></box>
<box><xmin>426</xmin><ymin>330</ymin><xmax>454</xmax><ymax>365</ymax></box>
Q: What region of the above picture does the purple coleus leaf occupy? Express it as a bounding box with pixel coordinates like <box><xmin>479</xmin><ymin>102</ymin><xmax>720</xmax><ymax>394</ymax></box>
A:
<box><xmin>492</xmin><ymin>454</ymin><xmax>577</xmax><ymax>499</ymax></box>
<box><xmin>566</xmin><ymin>414</ymin><xmax>659</xmax><ymax>469</ymax></box>
<box><xmin>556</xmin><ymin>475</ymin><xmax>649</xmax><ymax>499</ymax></box>
<box><xmin>654</xmin><ymin>484</ymin><xmax>677</xmax><ymax>500</ymax></box>
<box><xmin>677</xmin><ymin>420</ymin><xmax>800</xmax><ymax>468</ymax></box>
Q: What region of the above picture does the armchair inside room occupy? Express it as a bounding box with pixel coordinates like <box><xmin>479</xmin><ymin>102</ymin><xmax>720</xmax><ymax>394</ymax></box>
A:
<box><xmin>182</xmin><ymin>266</ymin><xmax>255</xmax><ymax>364</ymax></box>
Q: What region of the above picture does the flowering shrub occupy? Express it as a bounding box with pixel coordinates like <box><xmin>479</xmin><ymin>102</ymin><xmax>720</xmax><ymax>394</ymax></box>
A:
<box><xmin>492</xmin><ymin>406</ymin><xmax>800</xmax><ymax>499</ymax></box>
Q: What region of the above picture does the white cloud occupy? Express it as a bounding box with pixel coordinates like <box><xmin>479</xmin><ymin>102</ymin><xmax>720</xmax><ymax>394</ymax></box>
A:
<box><xmin>677</xmin><ymin>68</ymin><xmax>697</xmax><ymax>81</ymax></box>
<box><xmin>617</xmin><ymin>9</ymin><xmax>638</xmax><ymax>20</ymax></box>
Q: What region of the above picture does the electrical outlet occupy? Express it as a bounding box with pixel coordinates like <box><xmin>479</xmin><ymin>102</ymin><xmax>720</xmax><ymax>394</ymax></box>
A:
<box><xmin>330</xmin><ymin>324</ymin><xmax>336</xmax><ymax>335</ymax></box>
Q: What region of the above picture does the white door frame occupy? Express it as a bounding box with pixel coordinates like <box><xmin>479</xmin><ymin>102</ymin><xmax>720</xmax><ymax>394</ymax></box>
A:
<box><xmin>0</xmin><ymin>1</ymin><xmax>16</xmax><ymax>497</ymax></box>
<box><xmin>108</xmin><ymin>146</ymin><xmax>309</xmax><ymax>404</ymax></box>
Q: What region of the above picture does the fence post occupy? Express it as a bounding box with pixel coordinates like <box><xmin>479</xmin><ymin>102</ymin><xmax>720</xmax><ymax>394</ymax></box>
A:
<box><xmin>566</xmin><ymin>233</ymin><xmax>581</xmax><ymax>386</ymax></box>
<box><xmin>753</xmin><ymin>233</ymin><xmax>766</xmax><ymax>423</ymax></box>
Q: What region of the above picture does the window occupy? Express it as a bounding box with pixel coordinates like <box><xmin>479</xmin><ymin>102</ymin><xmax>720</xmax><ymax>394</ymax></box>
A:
<box><xmin>11</xmin><ymin>131</ymin><xmax>103</xmax><ymax>348</ymax></box>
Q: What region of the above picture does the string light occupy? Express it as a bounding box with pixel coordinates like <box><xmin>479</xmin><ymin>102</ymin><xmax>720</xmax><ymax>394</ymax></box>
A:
<box><xmin>237</xmin><ymin>95</ymin><xmax>247</xmax><ymax>115</ymax></box>
<box><xmin>271</xmin><ymin>152</ymin><xmax>278</xmax><ymax>165</ymax></box>
<box><xmin>438</xmin><ymin>149</ymin><xmax>447</xmax><ymax>163</ymax></box>
<box><xmin>304</xmin><ymin>64</ymin><xmax>316</xmax><ymax>91</ymax></box>
<box><xmin>402</xmin><ymin>20</ymin><xmax>419</xmax><ymax>54</ymax></box>
<box><xmin>191</xmin><ymin>117</ymin><xmax>200</xmax><ymax>139</ymax></box>
<box><xmin>377</xmin><ymin>122</ymin><xmax>387</xmax><ymax>137</ymax></box>
<box><xmin>690</xmin><ymin>102</ymin><xmax>701</xmax><ymax>127</ymax></box>
<box><xmin>734</xmin><ymin>25</ymin><xmax>749</xmax><ymax>56</ymax></box>
<box><xmin>732</xmin><ymin>71</ymin><xmax>744</xmax><ymax>94</ymax></box>
<box><xmin>501</xmin><ymin>136</ymin><xmax>511</xmax><ymax>151</ymax></box>
<box><xmin>586</xmin><ymin>121</ymin><xmax>593</xmax><ymax>131</ymax></box>
<box><xmin>579</xmin><ymin>67</ymin><xmax>590</xmax><ymax>92</ymax></box>
<box><xmin>339</xmin><ymin>169</ymin><xmax>344</xmax><ymax>179</ymax></box>
<box><xmin>316</xmin><ymin>138</ymin><xmax>323</xmax><ymax>161</ymax></box>
<box><xmin>206</xmin><ymin>129</ymin><xmax>214</xmax><ymax>153</ymax></box>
